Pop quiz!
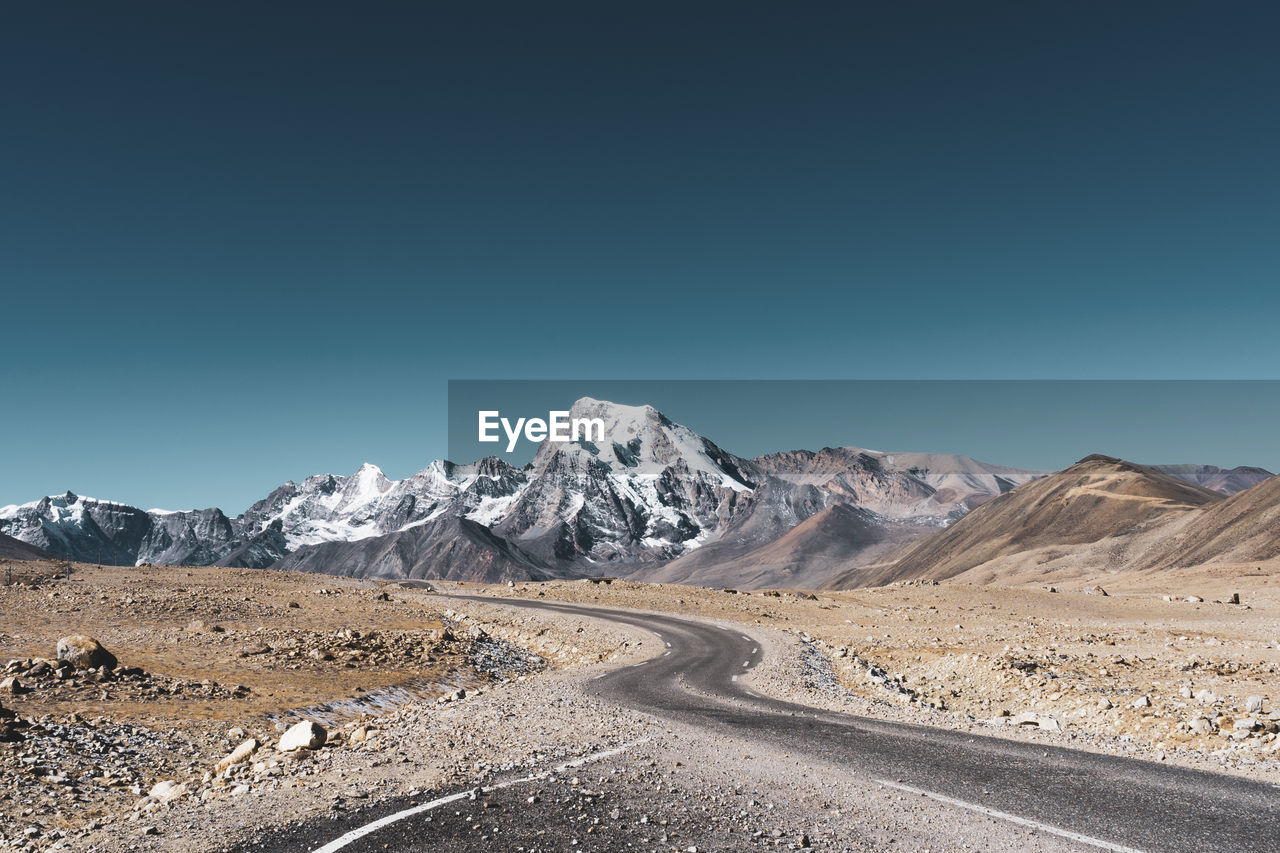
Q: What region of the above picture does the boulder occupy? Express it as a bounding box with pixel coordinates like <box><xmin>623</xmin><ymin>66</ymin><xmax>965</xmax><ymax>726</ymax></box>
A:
<box><xmin>56</xmin><ymin>636</ymin><xmax>117</xmax><ymax>670</ymax></box>
<box><xmin>1246</xmin><ymin>695</ymin><xmax>1265</xmax><ymax>714</ymax></box>
<box><xmin>215</xmin><ymin>738</ymin><xmax>259</xmax><ymax>774</ymax></box>
<box><xmin>148</xmin><ymin>780</ymin><xmax>188</xmax><ymax>803</ymax></box>
<box><xmin>277</xmin><ymin>720</ymin><xmax>326</xmax><ymax>752</ymax></box>
<box><xmin>0</xmin><ymin>676</ymin><xmax>26</xmax><ymax>695</ymax></box>
<box><xmin>1189</xmin><ymin>717</ymin><xmax>1215</xmax><ymax>735</ymax></box>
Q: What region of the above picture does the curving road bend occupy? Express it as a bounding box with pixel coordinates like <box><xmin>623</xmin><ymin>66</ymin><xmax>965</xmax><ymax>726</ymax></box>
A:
<box><xmin>248</xmin><ymin>596</ymin><xmax>1280</xmax><ymax>853</ymax></box>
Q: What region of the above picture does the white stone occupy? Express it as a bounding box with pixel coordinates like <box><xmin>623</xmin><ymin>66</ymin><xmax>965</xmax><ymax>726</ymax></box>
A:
<box><xmin>1011</xmin><ymin>711</ymin><xmax>1063</xmax><ymax>733</ymax></box>
<box><xmin>148</xmin><ymin>780</ymin><xmax>187</xmax><ymax>803</ymax></box>
<box><xmin>277</xmin><ymin>720</ymin><xmax>327</xmax><ymax>752</ymax></box>
<box><xmin>215</xmin><ymin>739</ymin><xmax>259</xmax><ymax>774</ymax></box>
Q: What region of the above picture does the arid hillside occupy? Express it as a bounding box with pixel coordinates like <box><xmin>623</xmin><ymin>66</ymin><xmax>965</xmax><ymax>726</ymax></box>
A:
<box><xmin>826</xmin><ymin>455</ymin><xmax>1237</xmax><ymax>589</ymax></box>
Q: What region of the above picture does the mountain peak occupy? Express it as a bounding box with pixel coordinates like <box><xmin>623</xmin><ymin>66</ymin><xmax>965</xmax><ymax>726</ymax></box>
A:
<box><xmin>568</xmin><ymin>397</ymin><xmax>664</xmax><ymax>425</ymax></box>
<box><xmin>539</xmin><ymin>397</ymin><xmax>750</xmax><ymax>490</ymax></box>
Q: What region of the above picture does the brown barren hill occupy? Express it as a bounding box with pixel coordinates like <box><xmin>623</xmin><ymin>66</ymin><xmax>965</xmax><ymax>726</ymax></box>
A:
<box><xmin>0</xmin><ymin>532</ymin><xmax>53</xmax><ymax>561</ymax></box>
<box><xmin>830</xmin><ymin>455</ymin><xmax>1223</xmax><ymax>588</ymax></box>
<box><xmin>1139</xmin><ymin>473</ymin><xmax>1280</xmax><ymax>569</ymax></box>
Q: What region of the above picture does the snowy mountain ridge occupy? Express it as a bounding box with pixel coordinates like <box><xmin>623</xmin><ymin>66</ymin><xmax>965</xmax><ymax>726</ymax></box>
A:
<box><xmin>4</xmin><ymin>397</ymin><xmax>1268</xmax><ymax>585</ymax></box>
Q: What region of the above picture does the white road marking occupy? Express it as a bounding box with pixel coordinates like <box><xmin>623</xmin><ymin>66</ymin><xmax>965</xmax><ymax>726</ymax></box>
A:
<box><xmin>664</xmin><ymin>641</ymin><xmax>671</xmax><ymax>648</ymax></box>
<box><xmin>716</xmin><ymin>625</ymin><xmax>729</xmax><ymax>630</ymax></box>
<box><xmin>751</xmin><ymin>647</ymin><xmax>758</xmax><ymax>654</ymax></box>
<box><xmin>731</xmin><ymin>674</ymin><xmax>738</xmax><ymax>682</ymax></box>
<box><xmin>634</xmin><ymin>660</ymin><xmax>648</xmax><ymax>666</ymax></box>
<box><xmin>311</xmin><ymin>741</ymin><xmax>649</xmax><ymax>852</ymax></box>
<box><xmin>741</xmin><ymin>635</ymin><xmax>751</xmax><ymax>641</ymax></box>
<box><xmin>742</xmin><ymin>661</ymin><xmax>750</xmax><ymax>667</ymax></box>
<box><xmin>874</xmin><ymin>779</ymin><xmax>1149</xmax><ymax>853</ymax></box>
<box><xmin>663</xmin><ymin>651</ymin><xmax>671</xmax><ymax>656</ymax></box>
<box><xmin>591</xmin><ymin>673</ymin><xmax>607</xmax><ymax>680</ymax></box>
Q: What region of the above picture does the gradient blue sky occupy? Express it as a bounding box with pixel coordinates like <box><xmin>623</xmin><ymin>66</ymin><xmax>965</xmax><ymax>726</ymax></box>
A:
<box><xmin>3</xmin><ymin>2</ymin><xmax>1278</xmax><ymax>511</ymax></box>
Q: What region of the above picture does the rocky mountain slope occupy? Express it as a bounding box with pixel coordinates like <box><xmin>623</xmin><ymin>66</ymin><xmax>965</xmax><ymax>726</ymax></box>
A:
<box><xmin>754</xmin><ymin>446</ymin><xmax>1044</xmax><ymax>516</ymax></box>
<box><xmin>1150</xmin><ymin>464</ymin><xmax>1273</xmax><ymax>495</ymax></box>
<box><xmin>1138</xmin><ymin>474</ymin><xmax>1280</xmax><ymax>569</ymax></box>
<box><xmin>0</xmin><ymin>531</ymin><xmax>53</xmax><ymax>561</ymax></box>
<box><xmin>825</xmin><ymin>455</ymin><xmax>1229</xmax><ymax>589</ymax></box>
<box><xmin>637</xmin><ymin>503</ymin><xmax>925</xmax><ymax>590</ymax></box>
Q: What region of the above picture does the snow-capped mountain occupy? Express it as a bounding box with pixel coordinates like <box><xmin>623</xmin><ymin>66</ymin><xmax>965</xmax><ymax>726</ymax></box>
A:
<box><xmin>0</xmin><ymin>458</ymin><xmax>527</xmax><ymax>570</ymax></box>
<box><xmin>7</xmin><ymin>397</ymin><xmax>1263</xmax><ymax>587</ymax></box>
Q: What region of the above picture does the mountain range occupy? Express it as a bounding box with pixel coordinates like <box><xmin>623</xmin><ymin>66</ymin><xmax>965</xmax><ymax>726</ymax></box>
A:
<box><xmin>1</xmin><ymin>398</ymin><xmax>1274</xmax><ymax>589</ymax></box>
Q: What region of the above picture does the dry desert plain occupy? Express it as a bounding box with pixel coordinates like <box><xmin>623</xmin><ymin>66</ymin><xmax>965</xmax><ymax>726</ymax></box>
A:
<box><xmin>0</xmin><ymin>557</ymin><xmax>1277</xmax><ymax>851</ymax></box>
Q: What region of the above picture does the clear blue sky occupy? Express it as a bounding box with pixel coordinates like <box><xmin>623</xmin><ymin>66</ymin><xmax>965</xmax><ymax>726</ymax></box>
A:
<box><xmin>2</xmin><ymin>2</ymin><xmax>1278</xmax><ymax>511</ymax></box>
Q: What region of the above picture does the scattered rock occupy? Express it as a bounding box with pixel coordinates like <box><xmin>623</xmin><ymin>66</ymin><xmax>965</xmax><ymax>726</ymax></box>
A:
<box><xmin>148</xmin><ymin>780</ymin><xmax>188</xmax><ymax>803</ymax></box>
<box><xmin>277</xmin><ymin>720</ymin><xmax>327</xmax><ymax>752</ymax></box>
<box><xmin>1246</xmin><ymin>695</ymin><xmax>1265</xmax><ymax>714</ymax></box>
<box><xmin>1132</xmin><ymin>696</ymin><xmax>1151</xmax><ymax>709</ymax></box>
<box><xmin>0</xmin><ymin>676</ymin><xmax>27</xmax><ymax>695</ymax></box>
<box><xmin>215</xmin><ymin>738</ymin><xmax>259</xmax><ymax>774</ymax></box>
<box><xmin>1189</xmin><ymin>717</ymin><xmax>1215</xmax><ymax>735</ymax></box>
<box><xmin>1011</xmin><ymin>711</ymin><xmax>1062</xmax><ymax>733</ymax></box>
<box><xmin>56</xmin><ymin>635</ymin><xmax>118</xmax><ymax>670</ymax></box>
<box><xmin>1082</xmin><ymin>585</ymin><xmax>1108</xmax><ymax>596</ymax></box>
<box><xmin>1185</xmin><ymin>596</ymin><xmax>1203</xmax><ymax>603</ymax></box>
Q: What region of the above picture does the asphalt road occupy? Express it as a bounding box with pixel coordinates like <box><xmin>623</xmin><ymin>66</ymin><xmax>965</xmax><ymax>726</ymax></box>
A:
<box><xmin>245</xmin><ymin>596</ymin><xmax>1280</xmax><ymax>853</ymax></box>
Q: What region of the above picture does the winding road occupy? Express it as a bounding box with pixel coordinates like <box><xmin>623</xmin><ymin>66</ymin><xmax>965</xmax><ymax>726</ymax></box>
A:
<box><xmin>247</xmin><ymin>596</ymin><xmax>1280</xmax><ymax>853</ymax></box>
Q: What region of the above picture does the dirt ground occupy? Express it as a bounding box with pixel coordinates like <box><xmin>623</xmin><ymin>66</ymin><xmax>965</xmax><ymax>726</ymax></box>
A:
<box><xmin>2</xmin><ymin>558</ymin><xmax>1277</xmax><ymax>851</ymax></box>
<box><xmin>0</xmin><ymin>560</ymin><xmax>631</xmax><ymax>850</ymax></box>
<box><xmin>468</xmin><ymin>561</ymin><xmax>1280</xmax><ymax>775</ymax></box>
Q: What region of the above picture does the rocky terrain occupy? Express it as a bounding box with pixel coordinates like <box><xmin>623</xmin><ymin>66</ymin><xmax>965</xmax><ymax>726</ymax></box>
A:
<box><xmin>1</xmin><ymin>555</ymin><xmax>1278</xmax><ymax>851</ymax></box>
<box><xmin>475</xmin><ymin>572</ymin><xmax>1280</xmax><ymax>783</ymax></box>
<box><xmin>0</xmin><ymin>560</ymin><xmax>648</xmax><ymax>851</ymax></box>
